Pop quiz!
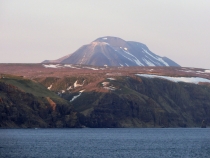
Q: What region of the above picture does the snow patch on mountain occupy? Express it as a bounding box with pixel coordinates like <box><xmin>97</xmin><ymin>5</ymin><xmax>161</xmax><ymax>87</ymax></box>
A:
<box><xmin>70</xmin><ymin>93</ymin><xmax>81</xmax><ymax>102</ymax></box>
<box><xmin>43</xmin><ymin>64</ymin><xmax>81</xmax><ymax>69</ymax></box>
<box><xmin>102</xmin><ymin>82</ymin><xmax>116</xmax><ymax>90</ymax></box>
<box><xmin>136</xmin><ymin>74</ymin><xmax>210</xmax><ymax>84</ymax></box>
<box><xmin>125</xmin><ymin>63</ymin><xmax>129</xmax><ymax>67</ymax></box>
<box><xmin>122</xmin><ymin>50</ymin><xmax>144</xmax><ymax>66</ymax></box>
<box><xmin>179</xmin><ymin>69</ymin><xmax>210</xmax><ymax>74</ymax></box>
<box><xmin>142</xmin><ymin>48</ymin><xmax>169</xmax><ymax>66</ymax></box>
<box><xmin>48</xmin><ymin>84</ymin><xmax>52</xmax><ymax>90</ymax></box>
<box><xmin>74</xmin><ymin>80</ymin><xmax>85</xmax><ymax>88</ymax></box>
<box><xmin>43</xmin><ymin>64</ymin><xmax>62</xmax><ymax>68</ymax></box>
<box><xmin>79</xmin><ymin>89</ymin><xmax>85</xmax><ymax>93</ymax></box>
<box><xmin>70</xmin><ymin>90</ymin><xmax>85</xmax><ymax>102</ymax></box>
<box><xmin>158</xmin><ymin>58</ymin><xmax>169</xmax><ymax>66</ymax></box>
<box><xmin>121</xmin><ymin>54</ymin><xmax>133</xmax><ymax>62</ymax></box>
<box><xmin>83</xmin><ymin>67</ymin><xmax>99</xmax><ymax>70</ymax></box>
<box><xmin>102</xmin><ymin>82</ymin><xmax>110</xmax><ymax>86</ymax></box>
<box><xmin>142</xmin><ymin>58</ymin><xmax>155</xmax><ymax>66</ymax></box>
<box><xmin>64</xmin><ymin>64</ymin><xmax>81</xmax><ymax>69</ymax></box>
<box><xmin>67</xmin><ymin>86</ymin><xmax>73</xmax><ymax>90</ymax></box>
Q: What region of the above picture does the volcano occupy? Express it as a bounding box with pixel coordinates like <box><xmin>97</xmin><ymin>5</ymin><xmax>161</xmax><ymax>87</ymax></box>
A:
<box><xmin>43</xmin><ymin>36</ymin><xmax>180</xmax><ymax>67</ymax></box>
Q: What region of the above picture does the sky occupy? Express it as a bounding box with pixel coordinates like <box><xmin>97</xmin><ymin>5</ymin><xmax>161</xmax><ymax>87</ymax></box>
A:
<box><xmin>0</xmin><ymin>0</ymin><xmax>210</xmax><ymax>69</ymax></box>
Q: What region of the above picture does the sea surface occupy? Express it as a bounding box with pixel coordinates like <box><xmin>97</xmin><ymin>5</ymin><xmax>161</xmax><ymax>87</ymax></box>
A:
<box><xmin>0</xmin><ymin>128</ymin><xmax>209</xmax><ymax>158</ymax></box>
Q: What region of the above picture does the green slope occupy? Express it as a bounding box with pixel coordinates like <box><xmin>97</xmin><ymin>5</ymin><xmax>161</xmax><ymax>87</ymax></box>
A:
<box><xmin>0</xmin><ymin>74</ymin><xmax>79</xmax><ymax>128</ymax></box>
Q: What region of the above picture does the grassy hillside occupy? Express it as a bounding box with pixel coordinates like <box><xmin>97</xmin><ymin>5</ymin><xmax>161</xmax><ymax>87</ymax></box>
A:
<box><xmin>0</xmin><ymin>74</ymin><xmax>79</xmax><ymax>128</ymax></box>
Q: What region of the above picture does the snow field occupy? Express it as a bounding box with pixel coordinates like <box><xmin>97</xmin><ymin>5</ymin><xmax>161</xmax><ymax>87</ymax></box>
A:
<box><xmin>136</xmin><ymin>74</ymin><xmax>210</xmax><ymax>84</ymax></box>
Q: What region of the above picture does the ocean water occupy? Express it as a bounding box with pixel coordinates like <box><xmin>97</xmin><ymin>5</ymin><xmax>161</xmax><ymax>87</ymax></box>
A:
<box><xmin>0</xmin><ymin>128</ymin><xmax>209</xmax><ymax>158</ymax></box>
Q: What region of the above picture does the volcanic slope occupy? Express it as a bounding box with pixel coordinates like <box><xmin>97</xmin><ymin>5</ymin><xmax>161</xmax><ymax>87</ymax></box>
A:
<box><xmin>43</xmin><ymin>36</ymin><xmax>180</xmax><ymax>67</ymax></box>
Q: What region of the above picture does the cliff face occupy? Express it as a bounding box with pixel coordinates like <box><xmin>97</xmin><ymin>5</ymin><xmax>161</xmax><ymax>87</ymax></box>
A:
<box><xmin>0</xmin><ymin>75</ymin><xmax>80</xmax><ymax>128</ymax></box>
<box><xmin>36</xmin><ymin>75</ymin><xmax>210</xmax><ymax>128</ymax></box>
<box><xmin>69</xmin><ymin>77</ymin><xmax>210</xmax><ymax>128</ymax></box>
<box><xmin>1</xmin><ymin>65</ymin><xmax>210</xmax><ymax>128</ymax></box>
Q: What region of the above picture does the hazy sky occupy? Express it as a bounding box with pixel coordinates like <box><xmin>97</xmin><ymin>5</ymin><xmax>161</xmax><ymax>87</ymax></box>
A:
<box><xmin>0</xmin><ymin>0</ymin><xmax>210</xmax><ymax>68</ymax></box>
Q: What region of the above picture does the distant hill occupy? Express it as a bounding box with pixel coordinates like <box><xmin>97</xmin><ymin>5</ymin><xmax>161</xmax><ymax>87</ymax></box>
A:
<box><xmin>43</xmin><ymin>36</ymin><xmax>180</xmax><ymax>67</ymax></box>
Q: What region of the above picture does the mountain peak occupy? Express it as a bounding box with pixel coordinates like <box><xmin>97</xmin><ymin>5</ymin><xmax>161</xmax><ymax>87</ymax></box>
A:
<box><xmin>43</xmin><ymin>36</ymin><xmax>180</xmax><ymax>67</ymax></box>
<box><xmin>93</xmin><ymin>36</ymin><xmax>128</xmax><ymax>47</ymax></box>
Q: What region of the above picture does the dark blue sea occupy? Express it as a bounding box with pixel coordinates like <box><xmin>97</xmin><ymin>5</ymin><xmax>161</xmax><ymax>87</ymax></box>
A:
<box><xmin>0</xmin><ymin>128</ymin><xmax>209</xmax><ymax>158</ymax></box>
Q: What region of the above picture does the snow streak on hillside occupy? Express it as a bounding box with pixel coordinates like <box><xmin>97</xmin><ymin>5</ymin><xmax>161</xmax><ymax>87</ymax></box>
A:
<box><xmin>137</xmin><ymin>74</ymin><xmax>210</xmax><ymax>84</ymax></box>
